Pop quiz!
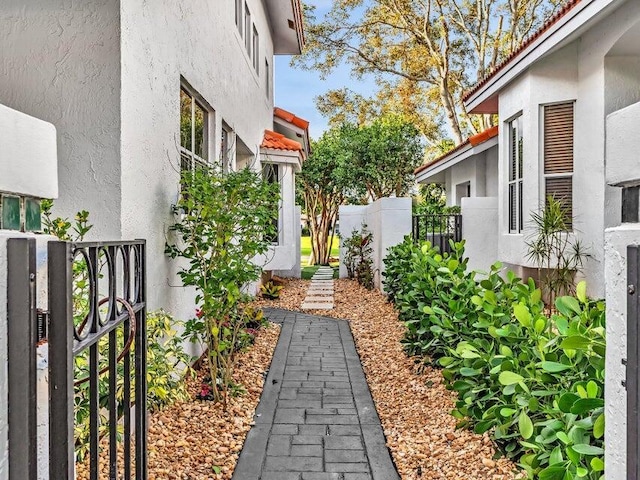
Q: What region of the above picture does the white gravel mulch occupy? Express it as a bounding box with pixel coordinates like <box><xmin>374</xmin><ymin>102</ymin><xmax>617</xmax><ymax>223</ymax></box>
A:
<box><xmin>256</xmin><ymin>278</ymin><xmax>523</xmax><ymax>480</ymax></box>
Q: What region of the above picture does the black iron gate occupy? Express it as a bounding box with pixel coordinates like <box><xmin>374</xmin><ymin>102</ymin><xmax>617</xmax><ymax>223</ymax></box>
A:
<box><xmin>411</xmin><ymin>214</ymin><xmax>462</xmax><ymax>253</ymax></box>
<box><xmin>48</xmin><ymin>240</ymin><xmax>148</xmax><ymax>479</ymax></box>
<box><xmin>7</xmin><ymin>238</ymin><xmax>38</xmax><ymax>480</ymax></box>
<box><xmin>628</xmin><ymin>245</ymin><xmax>640</xmax><ymax>479</ymax></box>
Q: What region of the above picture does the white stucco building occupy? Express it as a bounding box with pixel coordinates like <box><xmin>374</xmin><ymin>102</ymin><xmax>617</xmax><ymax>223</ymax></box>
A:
<box><xmin>416</xmin><ymin>0</ymin><xmax>640</xmax><ymax>298</ymax></box>
<box><xmin>259</xmin><ymin>107</ymin><xmax>310</xmax><ymax>279</ymax></box>
<box><xmin>0</xmin><ymin>0</ymin><xmax>305</xmax><ymax>322</ymax></box>
<box><xmin>416</xmin><ymin>1</ymin><xmax>640</xmax><ymax>476</ymax></box>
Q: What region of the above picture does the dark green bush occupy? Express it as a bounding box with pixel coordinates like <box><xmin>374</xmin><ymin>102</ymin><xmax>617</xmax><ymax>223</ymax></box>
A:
<box><xmin>383</xmin><ymin>240</ymin><xmax>605</xmax><ymax>480</ymax></box>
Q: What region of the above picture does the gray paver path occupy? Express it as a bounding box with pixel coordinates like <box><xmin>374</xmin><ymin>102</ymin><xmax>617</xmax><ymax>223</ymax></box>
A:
<box><xmin>233</xmin><ymin>309</ymin><xmax>399</xmax><ymax>480</ymax></box>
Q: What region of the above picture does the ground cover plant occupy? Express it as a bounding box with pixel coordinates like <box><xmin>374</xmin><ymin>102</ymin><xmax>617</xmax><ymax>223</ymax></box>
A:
<box><xmin>384</xmin><ymin>239</ymin><xmax>605</xmax><ymax>480</ymax></box>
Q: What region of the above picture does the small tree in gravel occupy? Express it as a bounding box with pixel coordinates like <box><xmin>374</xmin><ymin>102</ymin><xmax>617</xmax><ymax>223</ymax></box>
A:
<box><xmin>166</xmin><ymin>165</ymin><xmax>279</xmax><ymax>405</ymax></box>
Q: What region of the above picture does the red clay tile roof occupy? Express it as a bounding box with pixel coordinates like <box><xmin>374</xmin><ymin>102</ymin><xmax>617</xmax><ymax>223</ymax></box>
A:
<box><xmin>274</xmin><ymin>107</ymin><xmax>310</xmax><ymax>130</ymax></box>
<box><xmin>261</xmin><ymin>129</ymin><xmax>304</xmax><ymax>153</ymax></box>
<box><xmin>414</xmin><ymin>126</ymin><xmax>499</xmax><ymax>175</ymax></box>
<box><xmin>463</xmin><ymin>0</ymin><xmax>583</xmax><ymax>103</ymax></box>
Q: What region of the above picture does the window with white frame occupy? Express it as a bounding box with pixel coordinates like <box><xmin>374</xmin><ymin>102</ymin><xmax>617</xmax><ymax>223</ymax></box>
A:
<box><xmin>508</xmin><ymin>115</ymin><xmax>524</xmax><ymax>233</ymax></box>
<box><xmin>252</xmin><ymin>25</ymin><xmax>260</xmax><ymax>73</ymax></box>
<box><xmin>244</xmin><ymin>3</ymin><xmax>251</xmax><ymax>54</ymax></box>
<box><xmin>543</xmin><ymin>102</ymin><xmax>574</xmax><ymax>229</ymax></box>
<box><xmin>262</xmin><ymin>162</ymin><xmax>280</xmax><ymax>244</ymax></box>
<box><xmin>180</xmin><ymin>86</ymin><xmax>209</xmax><ymax>178</ymax></box>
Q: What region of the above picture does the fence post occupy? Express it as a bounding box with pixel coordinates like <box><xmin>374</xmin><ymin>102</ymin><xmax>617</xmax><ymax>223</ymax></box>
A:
<box><xmin>7</xmin><ymin>238</ymin><xmax>37</xmax><ymax>480</ymax></box>
<box><xmin>628</xmin><ymin>245</ymin><xmax>640</xmax><ymax>480</ymax></box>
<box><xmin>47</xmin><ymin>241</ymin><xmax>74</xmax><ymax>480</ymax></box>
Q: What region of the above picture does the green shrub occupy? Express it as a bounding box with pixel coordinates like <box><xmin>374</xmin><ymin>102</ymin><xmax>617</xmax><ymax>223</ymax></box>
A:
<box><xmin>343</xmin><ymin>224</ymin><xmax>375</xmax><ymax>290</ymax></box>
<box><xmin>384</xmin><ymin>241</ymin><xmax>605</xmax><ymax>480</ymax></box>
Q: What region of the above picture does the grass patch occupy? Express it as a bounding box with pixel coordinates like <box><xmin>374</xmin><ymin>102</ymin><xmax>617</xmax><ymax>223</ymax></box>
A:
<box><xmin>301</xmin><ymin>236</ymin><xmax>339</xmax><ymax>261</ymax></box>
<box><xmin>301</xmin><ymin>265</ymin><xmax>339</xmax><ymax>280</ymax></box>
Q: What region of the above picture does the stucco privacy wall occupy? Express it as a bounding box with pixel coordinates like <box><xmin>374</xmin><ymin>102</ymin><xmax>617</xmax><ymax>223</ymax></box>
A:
<box><xmin>461</xmin><ymin>197</ymin><xmax>499</xmax><ymax>274</ymax></box>
<box><xmin>0</xmin><ymin>1</ymin><xmax>122</xmax><ymax>240</ymax></box>
<box><xmin>119</xmin><ymin>0</ymin><xmax>275</xmax><ymax>319</ymax></box>
<box><xmin>0</xmin><ymin>104</ymin><xmax>58</xmax><ymax>199</ymax></box>
<box><xmin>603</xmin><ymin>224</ymin><xmax>639</xmax><ymax>480</ymax></box>
<box><xmin>339</xmin><ymin>198</ymin><xmax>412</xmax><ymax>290</ymax></box>
<box><xmin>607</xmin><ymin>101</ymin><xmax>640</xmax><ymax>187</ymax></box>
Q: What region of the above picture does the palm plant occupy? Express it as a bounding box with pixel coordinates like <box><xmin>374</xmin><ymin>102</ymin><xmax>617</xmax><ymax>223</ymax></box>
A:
<box><xmin>525</xmin><ymin>196</ymin><xmax>590</xmax><ymax>306</ymax></box>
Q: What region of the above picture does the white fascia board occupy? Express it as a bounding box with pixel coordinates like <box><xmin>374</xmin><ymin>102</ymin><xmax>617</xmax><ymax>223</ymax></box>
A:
<box><xmin>261</xmin><ymin>148</ymin><xmax>303</xmax><ymax>172</ymax></box>
<box><xmin>465</xmin><ymin>0</ymin><xmax>619</xmax><ymax>112</ymax></box>
<box><xmin>415</xmin><ymin>137</ymin><xmax>498</xmax><ymax>184</ymax></box>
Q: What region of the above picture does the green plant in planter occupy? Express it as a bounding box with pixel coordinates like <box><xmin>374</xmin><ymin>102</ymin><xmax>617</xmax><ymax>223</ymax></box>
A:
<box><xmin>166</xmin><ymin>165</ymin><xmax>279</xmax><ymax>405</ymax></box>
<box><xmin>260</xmin><ymin>281</ymin><xmax>283</xmax><ymax>299</ymax></box>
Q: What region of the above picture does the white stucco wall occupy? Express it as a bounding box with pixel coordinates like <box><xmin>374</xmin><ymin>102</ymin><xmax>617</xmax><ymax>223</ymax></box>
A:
<box><xmin>603</xmin><ymin>224</ymin><xmax>640</xmax><ymax>480</ymax></box>
<box><xmin>607</xmin><ymin>101</ymin><xmax>640</xmax><ymax>187</ymax></box>
<box><xmin>0</xmin><ymin>104</ymin><xmax>58</xmax><ymax>199</ymax></box>
<box><xmin>461</xmin><ymin>197</ymin><xmax>499</xmax><ymax>274</ymax></box>
<box><xmin>0</xmin><ymin>0</ymin><xmax>282</xmax><ymax>321</ymax></box>
<box><xmin>0</xmin><ymin>1</ymin><xmax>122</xmax><ymax>239</ymax></box>
<box><xmin>339</xmin><ymin>198</ymin><xmax>412</xmax><ymax>290</ymax></box>
<box><xmin>119</xmin><ymin>0</ymin><xmax>275</xmax><ymax>319</ymax></box>
<box><xmin>485</xmin><ymin>148</ymin><xmax>499</xmax><ymax>197</ymax></box>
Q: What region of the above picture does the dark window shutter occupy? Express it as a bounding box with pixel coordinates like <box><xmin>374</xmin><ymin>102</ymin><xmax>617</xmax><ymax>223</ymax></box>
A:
<box><xmin>546</xmin><ymin>176</ymin><xmax>573</xmax><ymax>229</ymax></box>
<box><xmin>544</xmin><ymin>103</ymin><xmax>574</xmax><ymax>174</ymax></box>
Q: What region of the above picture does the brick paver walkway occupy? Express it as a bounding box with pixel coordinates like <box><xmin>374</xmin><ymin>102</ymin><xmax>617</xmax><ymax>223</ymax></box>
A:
<box><xmin>233</xmin><ymin>309</ymin><xmax>399</xmax><ymax>480</ymax></box>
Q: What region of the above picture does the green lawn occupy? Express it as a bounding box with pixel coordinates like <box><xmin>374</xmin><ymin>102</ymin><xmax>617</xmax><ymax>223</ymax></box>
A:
<box><xmin>301</xmin><ymin>235</ymin><xmax>339</xmax><ymax>261</ymax></box>
<box><xmin>301</xmin><ymin>265</ymin><xmax>339</xmax><ymax>280</ymax></box>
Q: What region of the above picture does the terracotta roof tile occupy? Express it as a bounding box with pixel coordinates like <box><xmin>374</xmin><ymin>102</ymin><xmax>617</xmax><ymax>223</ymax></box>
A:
<box><xmin>261</xmin><ymin>129</ymin><xmax>304</xmax><ymax>153</ymax></box>
<box><xmin>463</xmin><ymin>0</ymin><xmax>583</xmax><ymax>103</ymax></box>
<box><xmin>274</xmin><ymin>107</ymin><xmax>310</xmax><ymax>129</ymax></box>
<box><xmin>414</xmin><ymin>126</ymin><xmax>499</xmax><ymax>175</ymax></box>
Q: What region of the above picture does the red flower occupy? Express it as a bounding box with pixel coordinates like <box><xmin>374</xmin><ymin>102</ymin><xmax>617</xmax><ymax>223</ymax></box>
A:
<box><xmin>196</xmin><ymin>309</ymin><xmax>204</xmax><ymax>319</ymax></box>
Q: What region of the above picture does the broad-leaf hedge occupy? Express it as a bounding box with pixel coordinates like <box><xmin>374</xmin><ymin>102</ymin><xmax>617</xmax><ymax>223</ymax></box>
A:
<box><xmin>383</xmin><ymin>238</ymin><xmax>605</xmax><ymax>480</ymax></box>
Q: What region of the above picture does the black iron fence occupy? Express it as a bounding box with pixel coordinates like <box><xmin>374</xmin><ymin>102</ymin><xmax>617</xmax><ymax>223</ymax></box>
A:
<box><xmin>48</xmin><ymin>240</ymin><xmax>147</xmax><ymax>479</ymax></box>
<box><xmin>412</xmin><ymin>214</ymin><xmax>463</xmax><ymax>254</ymax></box>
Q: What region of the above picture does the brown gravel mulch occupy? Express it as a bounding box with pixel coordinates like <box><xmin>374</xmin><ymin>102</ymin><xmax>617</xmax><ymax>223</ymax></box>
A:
<box><xmin>76</xmin><ymin>324</ymin><xmax>280</xmax><ymax>480</ymax></box>
<box><xmin>255</xmin><ymin>278</ymin><xmax>522</xmax><ymax>480</ymax></box>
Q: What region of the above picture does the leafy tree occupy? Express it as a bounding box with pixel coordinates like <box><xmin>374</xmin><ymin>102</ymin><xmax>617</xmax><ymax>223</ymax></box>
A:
<box><xmin>301</xmin><ymin>116</ymin><xmax>422</xmax><ymax>265</ymax></box>
<box><xmin>300</xmin><ymin>127</ymin><xmax>357</xmax><ymax>265</ymax></box>
<box><xmin>296</xmin><ymin>0</ymin><xmax>564</xmax><ymax>147</ymax></box>
<box><xmin>346</xmin><ymin>114</ymin><xmax>424</xmax><ymax>199</ymax></box>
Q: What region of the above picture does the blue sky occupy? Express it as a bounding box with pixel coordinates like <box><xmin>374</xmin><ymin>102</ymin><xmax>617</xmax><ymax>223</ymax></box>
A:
<box><xmin>274</xmin><ymin>0</ymin><xmax>377</xmax><ymax>140</ymax></box>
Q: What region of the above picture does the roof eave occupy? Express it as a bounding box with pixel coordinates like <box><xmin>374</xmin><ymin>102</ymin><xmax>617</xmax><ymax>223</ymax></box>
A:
<box><xmin>465</xmin><ymin>0</ymin><xmax>618</xmax><ymax>113</ymax></box>
<box><xmin>415</xmin><ymin>137</ymin><xmax>498</xmax><ymax>183</ymax></box>
<box><xmin>266</xmin><ymin>0</ymin><xmax>305</xmax><ymax>55</ymax></box>
<box><xmin>260</xmin><ymin>147</ymin><xmax>305</xmax><ymax>172</ymax></box>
